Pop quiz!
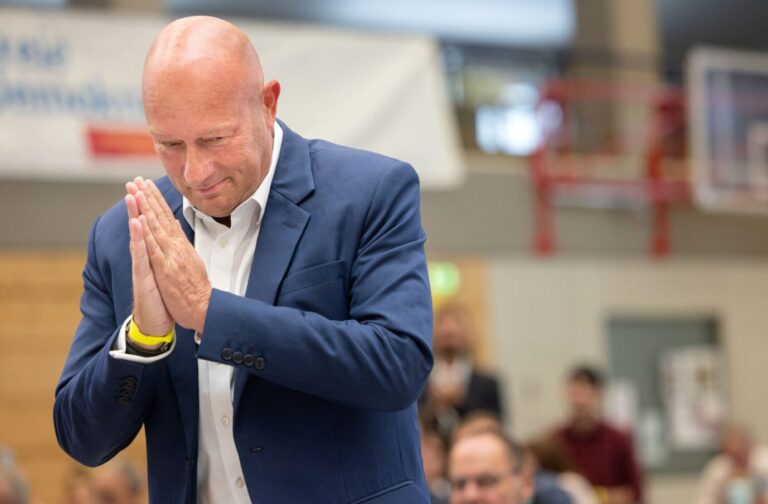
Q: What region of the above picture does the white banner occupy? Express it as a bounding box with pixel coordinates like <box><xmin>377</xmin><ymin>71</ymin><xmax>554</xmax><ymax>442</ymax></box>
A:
<box><xmin>0</xmin><ymin>8</ymin><xmax>464</xmax><ymax>189</ymax></box>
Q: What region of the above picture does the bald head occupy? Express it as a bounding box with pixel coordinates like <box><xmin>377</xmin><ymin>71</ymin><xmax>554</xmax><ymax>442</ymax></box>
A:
<box><xmin>141</xmin><ymin>16</ymin><xmax>281</xmax><ymax>218</ymax></box>
<box><xmin>143</xmin><ymin>16</ymin><xmax>264</xmax><ymax>108</ymax></box>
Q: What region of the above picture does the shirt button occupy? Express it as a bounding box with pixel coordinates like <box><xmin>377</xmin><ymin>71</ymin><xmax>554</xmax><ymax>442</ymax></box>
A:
<box><xmin>235</xmin><ymin>476</ymin><xmax>245</xmax><ymax>488</ymax></box>
<box><xmin>219</xmin><ymin>237</ymin><xmax>229</xmax><ymax>248</ymax></box>
<box><xmin>221</xmin><ymin>415</ymin><xmax>230</xmax><ymax>427</ymax></box>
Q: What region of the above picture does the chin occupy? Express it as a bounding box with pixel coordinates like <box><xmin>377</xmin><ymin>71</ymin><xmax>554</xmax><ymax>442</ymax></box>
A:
<box><xmin>187</xmin><ymin>195</ymin><xmax>233</xmax><ymax>218</ymax></box>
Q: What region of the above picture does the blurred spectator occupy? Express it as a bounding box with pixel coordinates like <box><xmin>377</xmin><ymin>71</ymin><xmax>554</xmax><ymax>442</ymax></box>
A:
<box><xmin>421</xmin><ymin>303</ymin><xmax>504</xmax><ymax>439</ymax></box>
<box><xmin>448</xmin><ymin>427</ymin><xmax>532</xmax><ymax>504</ymax></box>
<box><xmin>422</xmin><ymin>429</ymin><xmax>450</xmax><ymax>504</ymax></box>
<box><xmin>527</xmin><ymin>437</ymin><xmax>598</xmax><ymax>504</ymax></box>
<box><xmin>695</xmin><ymin>424</ymin><xmax>768</xmax><ymax>504</ymax></box>
<box><xmin>90</xmin><ymin>459</ymin><xmax>145</xmax><ymax>504</ymax></box>
<box><xmin>64</xmin><ymin>466</ymin><xmax>94</xmax><ymax>504</ymax></box>
<box><xmin>452</xmin><ymin>412</ymin><xmax>504</xmax><ymax>445</ymax></box>
<box><xmin>452</xmin><ymin>419</ymin><xmax>571</xmax><ymax>504</ymax></box>
<box><xmin>0</xmin><ymin>448</ymin><xmax>28</xmax><ymax>504</ymax></box>
<box><xmin>550</xmin><ymin>365</ymin><xmax>644</xmax><ymax>504</ymax></box>
<box><xmin>528</xmin><ymin>469</ymin><xmax>573</xmax><ymax>504</ymax></box>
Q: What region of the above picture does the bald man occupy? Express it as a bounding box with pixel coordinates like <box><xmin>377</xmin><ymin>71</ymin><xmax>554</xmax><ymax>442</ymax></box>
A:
<box><xmin>54</xmin><ymin>16</ymin><xmax>433</xmax><ymax>503</ymax></box>
<box><xmin>449</xmin><ymin>429</ymin><xmax>533</xmax><ymax>504</ymax></box>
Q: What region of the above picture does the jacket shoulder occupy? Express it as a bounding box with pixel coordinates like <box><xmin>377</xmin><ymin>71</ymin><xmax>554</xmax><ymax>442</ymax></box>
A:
<box><xmin>307</xmin><ymin>139</ymin><xmax>417</xmax><ymax>185</ymax></box>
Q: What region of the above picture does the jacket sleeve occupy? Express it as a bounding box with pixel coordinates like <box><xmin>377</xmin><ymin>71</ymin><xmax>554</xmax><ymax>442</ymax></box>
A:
<box><xmin>197</xmin><ymin>161</ymin><xmax>434</xmax><ymax>411</ymax></box>
<box><xmin>53</xmin><ymin>216</ymin><xmax>167</xmax><ymax>467</ymax></box>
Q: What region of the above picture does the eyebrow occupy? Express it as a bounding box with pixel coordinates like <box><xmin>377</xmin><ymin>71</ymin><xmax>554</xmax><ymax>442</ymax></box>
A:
<box><xmin>149</xmin><ymin>124</ymin><xmax>239</xmax><ymax>139</ymax></box>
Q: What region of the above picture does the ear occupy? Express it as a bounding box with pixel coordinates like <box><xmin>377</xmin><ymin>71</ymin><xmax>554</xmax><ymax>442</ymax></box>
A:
<box><xmin>518</xmin><ymin>469</ymin><xmax>535</xmax><ymax>501</ymax></box>
<box><xmin>262</xmin><ymin>80</ymin><xmax>281</xmax><ymax>120</ymax></box>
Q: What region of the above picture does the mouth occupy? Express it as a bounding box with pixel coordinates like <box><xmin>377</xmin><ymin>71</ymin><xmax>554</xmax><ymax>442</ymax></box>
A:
<box><xmin>192</xmin><ymin>179</ymin><xmax>226</xmax><ymax>197</ymax></box>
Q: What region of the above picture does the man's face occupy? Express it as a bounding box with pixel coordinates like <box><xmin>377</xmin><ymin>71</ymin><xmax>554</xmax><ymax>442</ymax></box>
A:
<box><xmin>449</xmin><ymin>434</ymin><xmax>528</xmax><ymax>504</ymax></box>
<box><xmin>565</xmin><ymin>379</ymin><xmax>601</xmax><ymax>422</ymax></box>
<box><xmin>434</xmin><ymin>312</ymin><xmax>470</xmax><ymax>357</ymax></box>
<box><xmin>91</xmin><ymin>469</ymin><xmax>136</xmax><ymax>504</ymax></box>
<box><xmin>722</xmin><ymin>429</ymin><xmax>751</xmax><ymax>467</ymax></box>
<box><xmin>144</xmin><ymin>70</ymin><xmax>279</xmax><ymax>218</ymax></box>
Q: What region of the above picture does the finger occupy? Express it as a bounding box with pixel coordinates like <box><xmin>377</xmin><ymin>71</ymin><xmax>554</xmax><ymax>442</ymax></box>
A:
<box><xmin>146</xmin><ymin>179</ymin><xmax>177</xmax><ymax>227</ymax></box>
<box><xmin>126</xmin><ymin>181</ymin><xmax>139</xmax><ymax>198</ymax></box>
<box><xmin>141</xmin><ymin>180</ymin><xmax>174</xmax><ymax>230</ymax></box>
<box><xmin>126</xmin><ymin>176</ymin><xmax>145</xmax><ymax>197</ymax></box>
<box><xmin>125</xmin><ymin>194</ymin><xmax>140</xmax><ymax>220</ymax></box>
<box><xmin>138</xmin><ymin>187</ymin><xmax>184</xmax><ymax>254</ymax></box>
<box><xmin>140</xmin><ymin>214</ymin><xmax>165</xmax><ymax>264</ymax></box>
<box><xmin>128</xmin><ymin>215</ymin><xmax>142</xmax><ymax>247</ymax></box>
<box><xmin>136</xmin><ymin>190</ymin><xmax>173</xmax><ymax>254</ymax></box>
<box><xmin>129</xmin><ymin>217</ymin><xmax>152</xmax><ymax>281</ymax></box>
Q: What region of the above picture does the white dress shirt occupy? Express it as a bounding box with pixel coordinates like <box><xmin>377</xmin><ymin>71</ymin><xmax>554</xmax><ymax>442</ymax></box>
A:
<box><xmin>111</xmin><ymin>122</ymin><xmax>283</xmax><ymax>504</ymax></box>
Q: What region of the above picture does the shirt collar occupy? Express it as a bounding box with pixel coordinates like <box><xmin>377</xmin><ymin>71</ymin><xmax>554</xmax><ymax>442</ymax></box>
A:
<box><xmin>182</xmin><ymin>121</ymin><xmax>284</xmax><ymax>229</ymax></box>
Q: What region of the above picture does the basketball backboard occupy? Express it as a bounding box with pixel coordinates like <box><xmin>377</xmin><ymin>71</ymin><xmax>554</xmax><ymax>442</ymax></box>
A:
<box><xmin>689</xmin><ymin>47</ymin><xmax>768</xmax><ymax>213</ymax></box>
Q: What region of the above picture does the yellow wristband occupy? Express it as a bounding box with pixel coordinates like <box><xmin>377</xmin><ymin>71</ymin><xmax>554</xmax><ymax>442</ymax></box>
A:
<box><xmin>128</xmin><ymin>317</ymin><xmax>174</xmax><ymax>346</ymax></box>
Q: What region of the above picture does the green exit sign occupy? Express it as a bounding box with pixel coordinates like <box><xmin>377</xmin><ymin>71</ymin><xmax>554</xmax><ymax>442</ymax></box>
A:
<box><xmin>428</xmin><ymin>262</ymin><xmax>460</xmax><ymax>296</ymax></box>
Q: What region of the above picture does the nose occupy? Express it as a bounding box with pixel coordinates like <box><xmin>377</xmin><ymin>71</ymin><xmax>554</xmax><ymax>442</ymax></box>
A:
<box><xmin>183</xmin><ymin>145</ymin><xmax>214</xmax><ymax>188</ymax></box>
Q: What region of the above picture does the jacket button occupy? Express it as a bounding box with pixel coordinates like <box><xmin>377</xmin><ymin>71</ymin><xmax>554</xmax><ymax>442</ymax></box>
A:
<box><xmin>243</xmin><ymin>354</ymin><xmax>255</xmax><ymax>367</ymax></box>
<box><xmin>118</xmin><ymin>396</ymin><xmax>131</xmax><ymax>405</ymax></box>
<box><xmin>222</xmin><ymin>348</ymin><xmax>233</xmax><ymax>361</ymax></box>
<box><xmin>254</xmin><ymin>357</ymin><xmax>266</xmax><ymax>370</ymax></box>
<box><xmin>232</xmin><ymin>351</ymin><xmax>244</xmax><ymax>364</ymax></box>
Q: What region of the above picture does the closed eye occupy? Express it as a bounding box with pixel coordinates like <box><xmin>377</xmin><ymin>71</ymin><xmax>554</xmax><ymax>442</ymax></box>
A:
<box><xmin>159</xmin><ymin>140</ymin><xmax>182</xmax><ymax>148</ymax></box>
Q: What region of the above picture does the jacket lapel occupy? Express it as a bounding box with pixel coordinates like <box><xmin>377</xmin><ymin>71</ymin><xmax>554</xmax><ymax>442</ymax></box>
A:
<box><xmin>241</xmin><ymin>121</ymin><xmax>314</xmax><ymax>306</ymax></box>
<box><xmin>233</xmin><ymin>121</ymin><xmax>314</xmax><ymax>407</ymax></box>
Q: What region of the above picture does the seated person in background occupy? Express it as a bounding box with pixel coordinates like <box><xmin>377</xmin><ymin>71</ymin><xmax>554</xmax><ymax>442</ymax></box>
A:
<box><xmin>0</xmin><ymin>448</ymin><xmax>27</xmax><ymax>504</ymax></box>
<box><xmin>422</xmin><ymin>429</ymin><xmax>451</xmax><ymax>504</ymax></box>
<box><xmin>695</xmin><ymin>424</ymin><xmax>768</xmax><ymax>504</ymax></box>
<box><xmin>64</xmin><ymin>466</ymin><xmax>94</xmax><ymax>504</ymax></box>
<box><xmin>452</xmin><ymin>418</ymin><xmax>572</xmax><ymax>504</ymax></box>
<box><xmin>448</xmin><ymin>427</ymin><xmax>532</xmax><ymax>504</ymax></box>
<box><xmin>421</xmin><ymin>303</ymin><xmax>504</xmax><ymax>438</ymax></box>
<box><xmin>90</xmin><ymin>459</ymin><xmax>146</xmax><ymax>504</ymax></box>
<box><xmin>527</xmin><ymin>437</ymin><xmax>598</xmax><ymax>504</ymax></box>
<box><xmin>550</xmin><ymin>365</ymin><xmax>644</xmax><ymax>504</ymax></box>
<box><xmin>452</xmin><ymin>412</ymin><xmax>505</xmax><ymax>445</ymax></box>
<box><xmin>0</xmin><ymin>465</ymin><xmax>27</xmax><ymax>504</ymax></box>
<box><xmin>0</xmin><ymin>468</ymin><xmax>27</xmax><ymax>504</ymax></box>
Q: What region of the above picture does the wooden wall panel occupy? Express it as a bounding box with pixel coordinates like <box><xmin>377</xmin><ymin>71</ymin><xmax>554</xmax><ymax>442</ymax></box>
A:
<box><xmin>427</xmin><ymin>256</ymin><xmax>493</xmax><ymax>370</ymax></box>
<box><xmin>0</xmin><ymin>251</ymin><xmax>147</xmax><ymax>504</ymax></box>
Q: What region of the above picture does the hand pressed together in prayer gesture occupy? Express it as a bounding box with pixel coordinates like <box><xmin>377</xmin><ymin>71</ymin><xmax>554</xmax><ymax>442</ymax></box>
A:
<box><xmin>126</xmin><ymin>177</ymin><xmax>212</xmax><ymax>334</ymax></box>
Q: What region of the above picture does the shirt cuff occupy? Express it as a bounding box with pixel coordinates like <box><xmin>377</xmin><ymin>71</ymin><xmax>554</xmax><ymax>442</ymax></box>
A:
<box><xmin>109</xmin><ymin>315</ymin><xmax>176</xmax><ymax>363</ymax></box>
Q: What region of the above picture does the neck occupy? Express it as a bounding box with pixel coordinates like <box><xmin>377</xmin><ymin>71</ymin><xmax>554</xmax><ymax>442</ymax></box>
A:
<box><xmin>213</xmin><ymin>215</ymin><xmax>232</xmax><ymax>227</ymax></box>
<box><xmin>571</xmin><ymin>415</ymin><xmax>598</xmax><ymax>433</ymax></box>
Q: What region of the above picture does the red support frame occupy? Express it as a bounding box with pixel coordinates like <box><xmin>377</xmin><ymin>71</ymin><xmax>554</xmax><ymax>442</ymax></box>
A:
<box><xmin>529</xmin><ymin>79</ymin><xmax>690</xmax><ymax>257</ymax></box>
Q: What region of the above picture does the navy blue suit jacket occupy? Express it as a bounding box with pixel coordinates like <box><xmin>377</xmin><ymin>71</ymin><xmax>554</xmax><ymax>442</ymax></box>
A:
<box><xmin>54</xmin><ymin>122</ymin><xmax>434</xmax><ymax>503</ymax></box>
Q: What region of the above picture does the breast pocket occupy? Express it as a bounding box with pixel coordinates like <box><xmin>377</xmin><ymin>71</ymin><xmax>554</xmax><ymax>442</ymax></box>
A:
<box><xmin>277</xmin><ymin>260</ymin><xmax>348</xmax><ymax>320</ymax></box>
